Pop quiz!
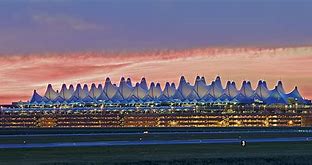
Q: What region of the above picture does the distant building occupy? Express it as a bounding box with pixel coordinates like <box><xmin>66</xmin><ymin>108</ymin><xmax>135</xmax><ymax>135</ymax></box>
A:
<box><xmin>28</xmin><ymin>76</ymin><xmax>311</xmax><ymax>106</ymax></box>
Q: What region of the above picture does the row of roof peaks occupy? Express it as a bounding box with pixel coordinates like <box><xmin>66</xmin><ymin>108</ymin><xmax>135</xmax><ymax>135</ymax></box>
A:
<box><xmin>30</xmin><ymin>76</ymin><xmax>310</xmax><ymax>105</ymax></box>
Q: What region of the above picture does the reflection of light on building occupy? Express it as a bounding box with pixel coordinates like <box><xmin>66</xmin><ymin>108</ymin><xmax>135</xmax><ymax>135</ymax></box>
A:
<box><xmin>0</xmin><ymin>109</ymin><xmax>308</xmax><ymax>128</ymax></box>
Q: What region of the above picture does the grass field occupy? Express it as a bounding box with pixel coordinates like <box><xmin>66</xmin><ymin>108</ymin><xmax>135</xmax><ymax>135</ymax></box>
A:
<box><xmin>1</xmin><ymin>128</ymin><xmax>312</xmax><ymax>165</ymax></box>
<box><xmin>1</xmin><ymin>142</ymin><xmax>312</xmax><ymax>165</ymax></box>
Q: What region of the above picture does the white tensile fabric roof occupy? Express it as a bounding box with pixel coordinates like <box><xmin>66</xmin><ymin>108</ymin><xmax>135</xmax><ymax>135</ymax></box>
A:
<box><xmin>29</xmin><ymin>76</ymin><xmax>309</xmax><ymax>105</ymax></box>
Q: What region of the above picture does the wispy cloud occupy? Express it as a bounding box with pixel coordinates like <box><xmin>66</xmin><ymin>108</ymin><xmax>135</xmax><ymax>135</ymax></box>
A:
<box><xmin>32</xmin><ymin>14</ymin><xmax>103</xmax><ymax>31</ymax></box>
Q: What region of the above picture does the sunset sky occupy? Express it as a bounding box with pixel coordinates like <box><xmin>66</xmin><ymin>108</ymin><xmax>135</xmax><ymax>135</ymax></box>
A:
<box><xmin>0</xmin><ymin>0</ymin><xmax>312</xmax><ymax>104</ymax></box>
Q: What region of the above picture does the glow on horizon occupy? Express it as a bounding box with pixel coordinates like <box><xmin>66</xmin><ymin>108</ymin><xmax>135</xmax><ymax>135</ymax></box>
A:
<box><xmin>0</xmin><ymin>46</ymin><xmax>312</xmax><ymax>104</ymax></box>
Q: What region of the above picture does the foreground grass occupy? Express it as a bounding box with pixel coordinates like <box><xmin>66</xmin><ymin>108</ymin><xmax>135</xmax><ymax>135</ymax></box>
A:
<box><xmin>1</xmin><ymin>128</ymin><xmax>312</xmax><ymax>164</ymax></box>
<box><xmin>1</xmin><ymin>142</ymin><xmax>312</xmax><ymax>165</ymax></box>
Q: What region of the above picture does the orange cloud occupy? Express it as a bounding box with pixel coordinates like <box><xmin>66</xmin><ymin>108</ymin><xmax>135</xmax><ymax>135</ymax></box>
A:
<box><xmin>0</xmin><ymin>46</ymin><xmax>311</xmax><ymax>104</ymax></box>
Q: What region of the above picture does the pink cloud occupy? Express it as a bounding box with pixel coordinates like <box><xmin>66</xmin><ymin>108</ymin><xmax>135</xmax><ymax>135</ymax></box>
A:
<box><xmin>0</xmin><ymin>46</ymin><xmax>311</xmax><ymax>104</ymax></box>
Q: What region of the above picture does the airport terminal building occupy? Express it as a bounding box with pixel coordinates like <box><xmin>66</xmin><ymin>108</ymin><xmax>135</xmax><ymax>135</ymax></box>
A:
<box><xmin>1</xmin><ymin>76</ymin><xmax>312</xmax><ymax>128</ymax></box>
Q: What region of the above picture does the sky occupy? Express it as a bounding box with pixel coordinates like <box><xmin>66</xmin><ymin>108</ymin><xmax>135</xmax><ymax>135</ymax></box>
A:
<box><xmin>0</xmin><ymin>0</ymin><xmax>312</xmax><ymax>104</ymax></box>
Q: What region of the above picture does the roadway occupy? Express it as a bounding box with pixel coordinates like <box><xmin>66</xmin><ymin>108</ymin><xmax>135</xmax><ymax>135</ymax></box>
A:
<box><xmin>0</xmin><ymin>137</ymin><xmax>311</xmax><ymax>149</ymax></box>
<box><xmin>0</xmin><ymin>129</ymin><xmax>312</xmax><ymax>138</ymax></box>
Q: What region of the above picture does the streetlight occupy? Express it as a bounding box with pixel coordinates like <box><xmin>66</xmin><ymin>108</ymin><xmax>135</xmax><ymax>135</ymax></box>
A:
<box><xmin>241</xmin><ymin>140</ymin><xmax>246</xmax><ymax>147</ymax></box>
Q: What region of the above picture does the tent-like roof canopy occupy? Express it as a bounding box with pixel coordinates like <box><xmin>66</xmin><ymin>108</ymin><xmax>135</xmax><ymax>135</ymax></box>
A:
<box><xmin>29</xmin><ymin>76</ymin><xmax>310</xmax><ymax>105</ymax></box>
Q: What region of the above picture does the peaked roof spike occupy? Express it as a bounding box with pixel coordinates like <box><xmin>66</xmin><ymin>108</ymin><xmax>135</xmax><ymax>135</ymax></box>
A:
<box><xmin>91</xmin><ymin>83</ymin><xmax>96</xmax><ymax>88</ymax></box>
<box><xmin>44</xmin><ymin>84</ymin><xmax>59</xmax><ymax>100</ymax></box>
<box><xmin>126</xmin><ymin>78</ymin><xmax>133</xmax><ymax>87</ymax></box>
<box><xmin>47</xmin><ymin>84</ymin><xmax>53</xmax><ymax>88</ymax></box>
<box><xmin>286</xmin><ymin>86</ymin><xmax>304</xmax><ymax>103</ymax></box>
<box><xmin>140</xmin><ymin>77</ymin><xmax>148</xmax><ymax>90</ymax></box>
<box><xmin>171</xmin><ymin>82</ymin><xmax>176</xmax><ymax>88</ymax></box>
<box><xmin>76</xmin><ymin>83</ymin><xmax>82</xmax><ymax>89</ymax></box>
<box><xmin>201</xmin><ymin>76</ymin><xmax>206</xmax><ymax>84</ymax></box>
<box><xmin>61</xmin><ymin>84</ymin><xmax>67</xmax><ymax>89</ymax></box>
<box><xmin>216</xmin><ymin>76</ymin><xmax>221</xmax><ymax>81</ymax></box>
<box><xmin>83</xmin><ymin>84</ymin><xmax>89</xmax><ymax>91</ymax></box>
<box><xmin>69</xmin><ymin>84</ymin><xmax>74</xmax><ymax>89</ymax></box>
<box><xmin>30</xmin><ymin>90</ymin><xmax>43</xmax><ymax>103</ymax></box>
<box><xmin>105</xmin><ymin>77</ymin><xmax>111</xmax><ymax>84</ymax></box>
<box><xmin>196</xmin><ymin>76</ymin><xmax>201</xmax><ymax>81</ymax></box>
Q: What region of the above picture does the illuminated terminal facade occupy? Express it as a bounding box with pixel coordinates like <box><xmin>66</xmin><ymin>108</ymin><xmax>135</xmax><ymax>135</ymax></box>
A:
<box><xmin>1</xmin><ymin>76</ymin><xmax>312</xmax><ymax>128</ymax></box>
